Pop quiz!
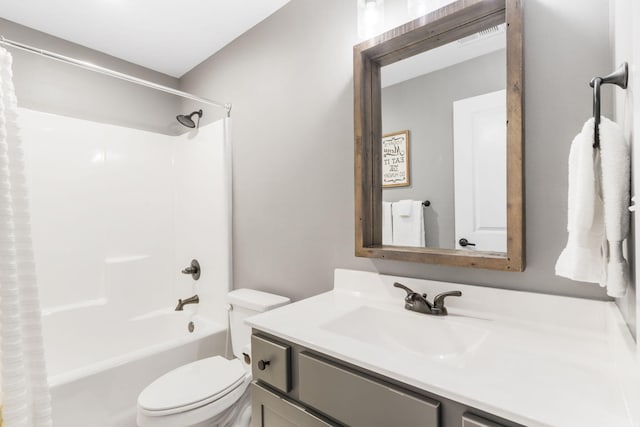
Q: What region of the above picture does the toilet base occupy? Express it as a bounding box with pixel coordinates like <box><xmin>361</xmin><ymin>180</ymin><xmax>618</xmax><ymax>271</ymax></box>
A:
<box><xmin>188</xmin><ymin>399</ymin><xmax>251</xmax><ymax>427</ymax></box>
<box><xmin>203</xmin><ymin>386</ymin><xmax>250</xmax><ymax>427</ymax></box>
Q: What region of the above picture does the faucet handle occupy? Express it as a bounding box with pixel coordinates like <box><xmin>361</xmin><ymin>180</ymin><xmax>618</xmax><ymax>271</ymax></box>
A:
<box><xmin>432</xmin><ymin>291</ymin><xmax>462</xmax><ymax>315</ymax></box>
<box><xmin>393</xmin><ymin>282</ymin><xmax>414</xmax><ymax>294</ymax></box>
<box><xmin>393</xmin><ymin>282</ymin><xmax>422</xmax><ymax>301</ymax></box>
<box><xmin>181</xmin><ymin>259</ymin><xmax>201</xmax><ymax>280</ymax></box>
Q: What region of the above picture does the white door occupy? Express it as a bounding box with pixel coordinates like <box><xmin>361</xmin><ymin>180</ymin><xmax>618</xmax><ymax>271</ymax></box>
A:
<box><xmin>453</xmin><ymin>89</ymin><xmax>507</xmax><ymax>252</ymax></box>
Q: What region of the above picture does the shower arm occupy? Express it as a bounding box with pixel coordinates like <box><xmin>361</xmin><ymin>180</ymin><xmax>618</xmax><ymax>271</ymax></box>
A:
<box><xmin>0</xmin><ymin>35</ymin><xmax>232</xmax><ymax>117</ymax></box>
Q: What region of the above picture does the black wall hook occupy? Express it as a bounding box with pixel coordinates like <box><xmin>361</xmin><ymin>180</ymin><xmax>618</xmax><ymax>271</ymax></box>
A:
<box><xmin>590</xmin><ymin>62</ymin><xmax>628</xmax><ymax>148</ymax></box>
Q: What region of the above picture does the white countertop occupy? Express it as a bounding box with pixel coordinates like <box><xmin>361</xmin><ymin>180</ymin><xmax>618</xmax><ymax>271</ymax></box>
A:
<box><xmin>247</xmin><ymin>269</ymin><xmax>640</xmax><ymax>427</ymax></box>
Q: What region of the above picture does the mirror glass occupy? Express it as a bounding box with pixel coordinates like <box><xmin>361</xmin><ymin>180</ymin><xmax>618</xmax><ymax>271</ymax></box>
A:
<box><xmin>380</xmin><ymin>24</ymin><xmax>507</xmax><ymax>252</ymax></box>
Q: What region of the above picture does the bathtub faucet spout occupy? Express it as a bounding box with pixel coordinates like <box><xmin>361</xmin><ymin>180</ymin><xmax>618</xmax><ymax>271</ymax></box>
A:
<box><xmin>175</xmin><ymin>294</ymin><xmax>199</xmax><ymax>311</ymax></box>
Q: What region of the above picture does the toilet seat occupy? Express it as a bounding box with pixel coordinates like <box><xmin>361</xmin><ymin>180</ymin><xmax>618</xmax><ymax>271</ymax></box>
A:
<box><xmin>138</xmin><ymin>356</ymin><xmax>248</xmax><ymax>417</ymax></box>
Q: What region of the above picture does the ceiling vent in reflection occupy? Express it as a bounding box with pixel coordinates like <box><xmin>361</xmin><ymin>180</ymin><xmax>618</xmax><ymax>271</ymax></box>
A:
<box><xmin>457</xmin><ymin>23</ymin><xmax>506</xmax><ymax>46</ymax></box>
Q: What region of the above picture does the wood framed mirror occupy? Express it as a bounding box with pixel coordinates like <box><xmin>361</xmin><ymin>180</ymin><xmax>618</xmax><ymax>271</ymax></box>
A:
<box><xmin>354</xmin><ymin>0</ymin><xmax>524</xmax><ymax>271</ymax></box>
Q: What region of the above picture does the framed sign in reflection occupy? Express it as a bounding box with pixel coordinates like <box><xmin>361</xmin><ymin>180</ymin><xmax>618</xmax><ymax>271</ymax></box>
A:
<box><xmin>382</xmin><ymin>130</ymin><xmax>410</xmax><ymax>187</ymax></box>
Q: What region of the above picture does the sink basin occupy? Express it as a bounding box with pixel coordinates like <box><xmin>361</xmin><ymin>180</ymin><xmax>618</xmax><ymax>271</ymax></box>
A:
<box><xmin>320</xmin><ymin>306</ymin><xmax>489</xmax><ymax>362</ymax></box>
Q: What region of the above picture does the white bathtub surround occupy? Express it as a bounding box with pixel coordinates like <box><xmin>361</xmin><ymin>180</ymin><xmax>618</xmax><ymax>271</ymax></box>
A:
<box><xmin>19</xmin><ymin>108</ymin><xmax>232</xmax><ymax>318</ymax></box>
<box><xmin>16</xmin><ymin>108</ymin><xmax>232</xmax><ymax>426</ymax></box>
<box><xmin>173</xmin><ymin>119</ymin><xmax>232</xmax><ymax>326</ymax></box>
<box><xmin>0</xmin><ymin>48</ymin><xmax>52</xmax><ymax>427</ymax></box>
<box><xmin>247</xmin><ymin>269</ymin><xmax>640</xmax><ymax>427</ymax></box>
<box><xmin>556</xmin><ymin>117</ymin><xmax>631</xmax><ymax>297</ymax></box>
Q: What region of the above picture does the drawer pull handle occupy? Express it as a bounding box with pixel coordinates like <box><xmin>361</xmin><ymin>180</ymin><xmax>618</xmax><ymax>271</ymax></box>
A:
<box><xmin>257</xmin><ymin>360</ymin><xmax>270</xmax><ymax>370</ymax></box>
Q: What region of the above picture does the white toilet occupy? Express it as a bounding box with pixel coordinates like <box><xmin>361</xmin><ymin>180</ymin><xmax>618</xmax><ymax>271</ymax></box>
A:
<box><xmin>136</xmin><ymin>289</ymin><xmax>290</xmax><ymax>427</ymax></box>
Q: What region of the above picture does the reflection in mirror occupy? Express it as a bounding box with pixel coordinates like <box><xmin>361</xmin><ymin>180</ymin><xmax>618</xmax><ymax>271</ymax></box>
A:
<box><xmin>380</xmin><ymin>24</ymin><xmax>507</xmax><ymax>253</ymax></box>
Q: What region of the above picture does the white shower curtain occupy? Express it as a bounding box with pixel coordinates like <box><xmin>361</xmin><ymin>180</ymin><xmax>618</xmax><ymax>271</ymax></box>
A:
<box><xmin>0</xmin><ymin>47</ymin><xmax>52</xmax><ymax>426</ymax></box>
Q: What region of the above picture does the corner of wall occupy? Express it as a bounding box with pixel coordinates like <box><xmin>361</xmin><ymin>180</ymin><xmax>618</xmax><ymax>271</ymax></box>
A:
<box><xmin>611</xmin><ymin>0</ymin><xmax>638</xmax><ymax>343</ymax></box>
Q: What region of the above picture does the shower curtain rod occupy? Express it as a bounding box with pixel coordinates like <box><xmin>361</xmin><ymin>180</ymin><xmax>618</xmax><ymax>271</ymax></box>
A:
<box><xmin>0</xmin><ymin>36</ymin><xmax>232</xmax><ymax>116</ymax></box>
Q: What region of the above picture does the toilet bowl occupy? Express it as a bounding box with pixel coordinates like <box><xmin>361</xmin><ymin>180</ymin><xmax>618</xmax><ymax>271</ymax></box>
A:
<box><xmin>136</xmin><ymin>289</ymin><xmax>289</xmax><ymax>427</ymax></box>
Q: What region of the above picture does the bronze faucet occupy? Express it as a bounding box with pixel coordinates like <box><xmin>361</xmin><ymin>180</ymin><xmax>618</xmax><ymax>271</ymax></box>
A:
<box><xmin>175</xmin><ymin>294</ymin><xmax>199</xmax><ymax>311</ymax></box>
<box><xmin>393</xmin><ymin>282</ymin><xmax>461</xmax><ymax>316</ymax></box>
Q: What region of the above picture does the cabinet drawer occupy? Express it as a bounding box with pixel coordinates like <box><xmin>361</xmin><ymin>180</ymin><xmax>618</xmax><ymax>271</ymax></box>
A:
<box><xmin>252</xmin><ymin>335</ymin><xmax>291</xmax><ymax>393</ymax></box>
<box><xmin>252</xmin><ymin>383</ymin><xmax>338</xmax><ymax>427</ymax></box>
<box><xmin>298</xmin><ymin>352</ymin><xmax>440</xmax><ymax>427</ymax></box>
<box><xmin>463</xmin><ymin>413</ymin><xmax>506</xmax><ymax>427</ymax></box>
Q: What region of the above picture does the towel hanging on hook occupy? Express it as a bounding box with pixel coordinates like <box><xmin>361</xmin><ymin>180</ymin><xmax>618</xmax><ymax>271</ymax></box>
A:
<box><xmin>590</xmin><ymin>62</ymin><xmax>629</xmax><ymax>148</ymax></box>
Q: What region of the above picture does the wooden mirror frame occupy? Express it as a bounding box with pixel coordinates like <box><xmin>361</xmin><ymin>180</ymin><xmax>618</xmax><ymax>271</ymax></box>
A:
<box><xmin>354</xmin><ymin>0</ymin><xmax>524</xmax><ymax>271</ymax></box>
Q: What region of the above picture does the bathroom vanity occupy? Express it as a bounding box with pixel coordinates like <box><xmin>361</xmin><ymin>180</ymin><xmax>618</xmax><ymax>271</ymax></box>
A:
<box><xmin>250</xmin><ymin>332</ymin><xmax>517</xmax><ymax>427</ymax></box>
<box><xmin>247</xmin><ymin>269</ymin><xmax>640</xmax><ymax>427</ymax></box>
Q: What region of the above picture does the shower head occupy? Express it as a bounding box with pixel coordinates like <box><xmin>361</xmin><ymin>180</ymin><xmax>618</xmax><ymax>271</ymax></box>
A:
<box><xmin>176</xmin><ymin>109</ymin><xmax>203</xmax><ymax>128</ymax></box>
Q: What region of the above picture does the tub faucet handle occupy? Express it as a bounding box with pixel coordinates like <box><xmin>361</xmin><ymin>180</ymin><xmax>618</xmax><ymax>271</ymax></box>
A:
<box><xmin>181</xmin><ymin>259</ymin><xmax>200</xmax><ymax>280</ymax></box>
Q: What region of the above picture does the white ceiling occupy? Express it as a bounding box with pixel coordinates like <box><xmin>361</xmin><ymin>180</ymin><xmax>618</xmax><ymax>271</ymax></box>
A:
<box><xmin>0</xmin><ymin>0</ymin><xmax>290</xmax><ymax>77</ymax></box>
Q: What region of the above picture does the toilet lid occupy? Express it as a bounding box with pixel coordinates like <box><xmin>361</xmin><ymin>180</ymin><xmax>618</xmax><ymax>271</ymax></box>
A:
<box><xmin>138</xmin><ymin>356</ymin><xmax>246</xmax><ymax>413</ymax></box>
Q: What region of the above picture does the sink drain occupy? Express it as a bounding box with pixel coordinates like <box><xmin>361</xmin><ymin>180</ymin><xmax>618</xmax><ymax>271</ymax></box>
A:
<box><xmin>188</xmin><ymin>321</ymin><xmax>195</xmax><ymax>333</ymax></box>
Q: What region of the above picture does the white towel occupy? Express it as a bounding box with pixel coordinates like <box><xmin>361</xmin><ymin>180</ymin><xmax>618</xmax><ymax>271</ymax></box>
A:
<box><xmin>555</xmin><ymin>119</ymin><xmax>603</xmax><ymax>282</ymax></box>
<box><xmin>394</xmin><ymin>199</ymin><xmax>413</xmax><ymax>217</ymax></box>
<box><xmin>382</xmin><ymin>202</ymin><xmax>393</xmax><ymax>245</ymax></box>
<box><xmin>555</xmin><ymin>117</ymin><xmax>630</xmax><ymax>297</ymax></box>
<box><xmin>599</xmin><ymin>117</ymin><xmax>630</xmax><ymax>297</ymax></box>
<box><xmin>392</xmin><ymin>200</ymin><xmax>425</xmax><ymax>247</ymax></box>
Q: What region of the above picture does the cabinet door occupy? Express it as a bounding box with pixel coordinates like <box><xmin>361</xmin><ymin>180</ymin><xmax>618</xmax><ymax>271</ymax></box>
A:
<box><xmin>252</xmin><ymin>383</ymin><xmax>339</xmax><ymax>427</ymax></box>
<box><xmin>298</xmin><ymin>352</ymin><xmax>439</xmax><ymax>427</ymax></box>
<box><xmin>252</xmin><ymin>335</ymin><xmax>292</xmax><ymax>393</ymax></box>
<box><xmin>463</xmin><ymin>413</ymin><xmax>506</xmax><ymax>427</ymax></box>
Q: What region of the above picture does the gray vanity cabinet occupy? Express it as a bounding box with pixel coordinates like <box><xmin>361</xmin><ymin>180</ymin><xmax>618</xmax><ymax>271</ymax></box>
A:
<box><xmin>251</xmin><ymin>333</ymin><xmax>520</xmax><ymax>427</ymax></box>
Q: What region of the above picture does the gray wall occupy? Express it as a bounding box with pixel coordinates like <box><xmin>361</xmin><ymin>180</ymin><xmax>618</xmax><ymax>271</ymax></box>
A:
<box><xmin>382</xmin><ymin>49</ymin><xmax>506</xmax><ymax>248</ymax></box>
<box><xmin>180</xmin><ymin>0</ymin><xmax>613</xmax><ymax>302</ymax></box>
<box><xmin>1</xmin><ymin>18</ymin><xmax>183</xmax><ymax>134</ymax></box>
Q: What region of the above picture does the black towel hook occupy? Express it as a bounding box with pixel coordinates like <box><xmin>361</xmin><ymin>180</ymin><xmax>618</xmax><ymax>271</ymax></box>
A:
<box><xmin>590</xmin><ymin>62</ymin><xmax>628</xmax><ymax>148</ymax></box>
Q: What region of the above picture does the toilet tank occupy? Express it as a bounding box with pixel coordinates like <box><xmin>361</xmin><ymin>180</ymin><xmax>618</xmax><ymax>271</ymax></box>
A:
<box><xmin>226</xmin><ymin>289</ymin><xmax>290</xmax><ymax>359</ymax></box>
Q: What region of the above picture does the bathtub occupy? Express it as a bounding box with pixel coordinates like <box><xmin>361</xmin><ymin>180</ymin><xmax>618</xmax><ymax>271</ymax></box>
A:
<box><xmin>43</xmin><ymin>305</ymin><xmax>227</xmax><ymax>427</ymax></box>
